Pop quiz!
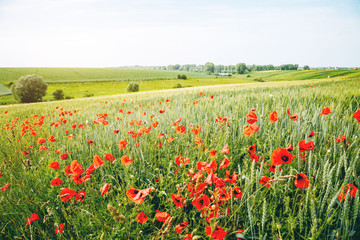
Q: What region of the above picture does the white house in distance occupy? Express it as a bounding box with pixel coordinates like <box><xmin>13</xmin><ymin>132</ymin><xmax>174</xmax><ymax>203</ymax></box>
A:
<box><xmin>218</xmin><ymin>73</ymin><xmax>231</xmax><ymax>76</ymax></box>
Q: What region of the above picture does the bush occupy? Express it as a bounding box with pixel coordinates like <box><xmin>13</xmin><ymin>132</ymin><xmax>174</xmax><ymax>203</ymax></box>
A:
<box><xmin>254</xmin><ymin>77</ymin><xmax>265</xmax><ymax>82</ymax></box>
<box><xmin>52</xmin><ymin>89</ymin><xmax>65</xmax><ymax>100</ymax></box>
<box><xmin>177</xmin><ymin>74</ymin><xmax>187</xmax><ymax>80</ymax></box>
<box><xmin>247</xmin><ymin>75</ymin><xmax>251</xmax><ymax>78</ymax></box>
<box><xmin>11</xmin><ymin>74</ymin><xmax>47</xmax><ymax>103</ymax></box>
<box><xmin>173</xmin><ymin>83</ymin><xmax>182</xmax><ymax>88</ymax></box>
<box><xmin>127</xmin><ymin>82</ymin><xmax>139</xmax><ymax>92</ymax></box>
<box><xmin>64</xmin><ymin>95</ymin><xmax>74</xmax><ymax>99</ymax></box>
<box><xmin>84</xmin><ymin>93</ymin><xmax>94</xmax><ymax>97</ymax></box>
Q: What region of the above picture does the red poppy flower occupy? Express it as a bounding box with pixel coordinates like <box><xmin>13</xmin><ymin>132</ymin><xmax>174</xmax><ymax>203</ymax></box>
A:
<box><xmin>191</xmin><ymin>125</ymin><xmax>201</xmax><ymax>135</ymax></box>
<box><xmin>155</xmin><ymin>210</ymin><xmax>170</xmax><ymax>222</ymax></box>
<box><xmin>308</xmin><ymin>131</ymin><xmax>315</xmax><ymax>138</ymax></box>
<box><xmin>48</xmin><ymin>136</ymin><xmax>56</xmax><ymax>142</ymax></box>
<box><xmin>249</xmin><ymin>153</ymin><xmax>260</xmax><ymax>163</ymax></box>
<box><xmin>269</xmin><ymin>111</ymin><xmax>278</xmax><ymax>123</ymax></box>
<box><xmin>205</xmin><ymin>160</ymin><xmax>217</xmax><ymax>174</ymax></box>
<box><xmin>246</xmin><ymin>111</ymin><xmax>258</xmax><ymax>124</ymax></box>
<box><xmin>259</xmin><ymin>176</ymin><xmax>272</xmax><ymax>188</ymax></box>
<box><xmin>136</xmin><ymin>212</ymin><xmax>148</xmax><ymax>224</ymax></box>
<box><xmin>175</xmin><ymin>221</ymin><xmax>189</xmax><ymax>233</ymax></box>
<box><xmin>64</xmin><ymin>166</ymin><xmax>72</xmax><ymax>175</ymax></box>
<box><xmin>192</xmin><ymin>194</ymin><xmax>210</xmax><ymax>211</ymax></box>
<box><xmin>105</xmin><ymin>153</ymin><xmax>115</xmax><ymax>161</ymax></box>
<box><xmin>338</xmin><ymin>183</ymin><xmax>358</xmax><ymax>203</ymax></box>
<box><xmin>26</xmin><ymin>213</ymin><xmax>40</xmax><ymax>225</ymax></box>
<box><xmin>88</xmin><ymin>140</ymin><xmax>94</xmax><ymax>145</ymax></box>
<box><xmin>100</xmin><ymin>183</ymin><xmax>109</xmax><ymax>196</ymax></box>
<box><xmin>93</xmin><ymin>155</ymin><xmax>104</xmax><ymax>168</ymax></box>
<box><xmin>126</xmin><ymin>186</ymin><xmax>152</xmax><ymax>204</ymax></box>
<box><xmin>336</xmin><ymin>135</ymin><xmax>346</xmax><ymax>142</ymax></box>
<box><xmin>60</xmin><ymin>188</ymin><xmax>77</xmax><ymax>201</ymax></box>
<box><xmin>299</xmin><ymin>140</ymin><xmax>315</xmax><ymax>151</ymax></box>
<box><xmin>171</xmin><ymin>194</ymin><xmax>186</xmax><ymax>207</ymax></box>
<box><xmin>121</xmin><ymin>155</ymin><xmax>134</xmax><ymax>166</ymax></box>
<box><xmin>22</xmin><ymin>151</ymin><xmax>30</xmax><ymax>156</ymax></box>
<box><xmin>225</xmin><ymin>170</ymin><xmax>238</xmax><ymax>184</ymax></box>
<box><xmin>353</xmin><ymin>109</ymin><xmax>360</xmax><ymax>123</ymax></box>
<box><xmin>294</xmin><ymin>173</ymin><xmax>309</xmax><ymax>189</ymax></box>
<box><xmin>271</xmin><ymin>148</ymin><xmax>296</xmax><ymax>166</ymax></box>
<box><xmin>205</xmin><ymin>226</ymin><xmax>227</xmax><ymax>240</ymax></box>
<box><xmin>197</xmin><ymin>161</ymin><xmax>207</xmax><ymax>171</ymax></box>
<box><xmin>75</xmin><ymin>190</ymin><xmax>86</xmax><ymax>202</ymax></box>
<box><xmin>1</xmin><ymin>184</ymin><xmax>11</xmax><ymax>192</ymax></box>
<box><xmin>55</xmin><ymin>223</ymin><xmax>65</xmax><ymax>234</ymax></box>
<box><xmin>320</xmin><ymin>107</ymin><xmax>331</xmax><ymax>116</ymax></box>
<box><xmin>37</xmin><ymin>137</ymin><xmax>46</xmax><ymax>144</ymax></box>
<box><xmin>219</xmin><ymin>158</ymin><xmax>231</xmax><ymax>169</ymax></box>
<box><xmin>221</xmin><ymin>144</ymin><xmax>230</xmax><ymax>154</ymax></box>
<box><xmin>152</xmin><ymin>121</ymin><xmax>159</xmax><ymax>128</ymax></box>
<box><xmin>287</xmin><ymin>109</ymin><xmax>298</xmax><ymax>121</ymax></box>
<box><xmin>118</xmin><ymin>139</ymin><xmax>127</xmax><ymax>149</ymax></box>
<box><xmin>86</xmin><ymin>164</ymin><xmax>95</xmax><ymax>175</ymax></box>
<box><xmin>233</xmin><ymin>187</ymin><xmax>242</xmax><ymax>199</ymax></box>
<box><xmin>269</xmin><ymin>165</ymin><xmax>282</xmax><ymax>173</ymax></box>
<box><xmin>175</xmin><ymin>125</ymin><xmax>186</xmax><ymax>134</ymax></box>
<box><xmin>175</xmin><ymin>155</ymin><xmax>190</xmax><ymax>166</ymax></box>
<box><xmin>210</xmin><ymin>149</ymin><xmax>217</xmax><ymax>158</ymax></box>
<box><xmin>248</xmin><ymin>145</ymin><xmax>256</xmax><ymax>154</ymax></box>
<box><xmin>243</xmin><ymin>124</ymin><xmax>259</xmax><ymax>136</ymax></box>
<box><xmin>70</xmin><ymin>160</ymin><xmax>85</xmax><ymax>174</ymax></box>
<box><xmin>49</xmin><ymin>161</ymin><xmax>60</xmax><ymax>170</ymax></box>
<box><xmin>51</xmin><ymin>177</ymin><xmax>63</xmax><ymax>186</ymax></box>
<box><xmin>189</xmin><ymin>171</ymin><xmax>204</xmax><ymax>182</ymax></box>
<box><xmin>60</xmin><ymin>153</ymin><xmax>68</xmax><ymax>159</ymax></box>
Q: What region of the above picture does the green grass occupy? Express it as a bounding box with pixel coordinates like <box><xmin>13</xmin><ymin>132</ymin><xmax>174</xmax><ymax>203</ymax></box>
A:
<box><xmin>0</xmin><ymin>78</ymin><xmax>359</xmax><ymax>239</ymax></box>
<box><xmin>0</xmin><ymin>68</ymin><xmax>210</xmax><ymax>84</ymax></box>
<box><xmin>1</xmin><ymin>68</ymin><xmax>359</xmax><ymax>106</ymax></box>
<box><xmin>0</xmin><ymin>84</ymin><xmax>11</xmax><ymax>96</ymax></box>
<box><xmin>0</xmin><ymin>68</ymin><xmax>359</xmax><ymax>105</ymax></box>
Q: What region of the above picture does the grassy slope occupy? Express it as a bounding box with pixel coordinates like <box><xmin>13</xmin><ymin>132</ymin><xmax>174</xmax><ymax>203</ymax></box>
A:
<box><xmin>0</xmin><ymin>68</ymin><xmax>358</xmax><ymax>106</ymax></box>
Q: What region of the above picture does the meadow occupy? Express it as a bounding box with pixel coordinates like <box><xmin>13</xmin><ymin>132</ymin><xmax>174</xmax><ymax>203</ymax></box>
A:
<box><xmin>0</xmin><ymin>77</ymin><xmax>359</xmax><ymax>239</ymax></box>
<box><xmin>0</xmin><ymin>68</ymin><xmax>359</xmax><ymax>105</ymax></box>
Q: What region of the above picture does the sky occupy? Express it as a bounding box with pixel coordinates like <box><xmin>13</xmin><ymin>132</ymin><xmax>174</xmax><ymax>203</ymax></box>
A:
<box><xmin>0</xmin><ymin>0</ymin><xmax>359</xmax><ymax>67</ymax></box>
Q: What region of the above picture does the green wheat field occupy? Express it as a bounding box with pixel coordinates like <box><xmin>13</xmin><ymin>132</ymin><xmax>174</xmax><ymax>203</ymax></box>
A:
<box><xmin>1</xmin><ymin>74</ymin><xmax>360</xmax><ymax>239</ymax></box>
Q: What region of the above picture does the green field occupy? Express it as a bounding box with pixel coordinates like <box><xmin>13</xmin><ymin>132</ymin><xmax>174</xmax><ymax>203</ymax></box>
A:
<box><xmin>0</xmin><ymin>68</ymin><xmax>359</xmax><ymax>106</ymax></box>
<box><xmin>0</xmin><ymin>78</ymin><xmax>359</xmax><ymax>239</ymax></box>
<box><xmin>0</xmin><ymin>68</ymin><xmax>210</xmax><ymax>84</ymax></box>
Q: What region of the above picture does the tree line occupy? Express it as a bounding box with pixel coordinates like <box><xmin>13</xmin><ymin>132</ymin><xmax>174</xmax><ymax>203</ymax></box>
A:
<box><xmin>156</xmin><ymin>63</ymin><xmax>311</xmax><ymax>74</ymax></box>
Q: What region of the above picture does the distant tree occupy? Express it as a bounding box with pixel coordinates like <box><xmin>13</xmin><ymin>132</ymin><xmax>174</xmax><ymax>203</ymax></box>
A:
<box><xmin>303</xmin><ymin>65</ymin><xmax>310</xmax><ymax>70</ymax></box>
<box><xmin>235</xmin><ymin>63</ymin><xmax>248</xmax><ymax>74</ymax></box>
<box><xmin>167</xmin><ymin>64</ymin><xmax>180</xmax><ymax>70</ymax></box>
<box><xmin>52</xmin><ymin>89</ymin><xmax>65</xmax><ymax>100</ymax></box>
<box><xmin>127</xmin><ymin>82</ymin><xmax>139</xmax><ymax>92</ymax></box>
<box><xmin>215</xmin><ymin>65</ymin><xmax>224</xmax><ymax>73</ymax></box>
<box><xmin>204</xmin><ymin>62</ymin><xmax>215</xmax><ymax>74</ymax></box>
<box><xmin>11</xmin><ymin>74</ymin><xmax>47</xmax><ymax>103</ymax></box>
<box><xmin>177</xmin><ymin>74</ymin><xmax>187</xmax><ymax>80</ymax></box>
